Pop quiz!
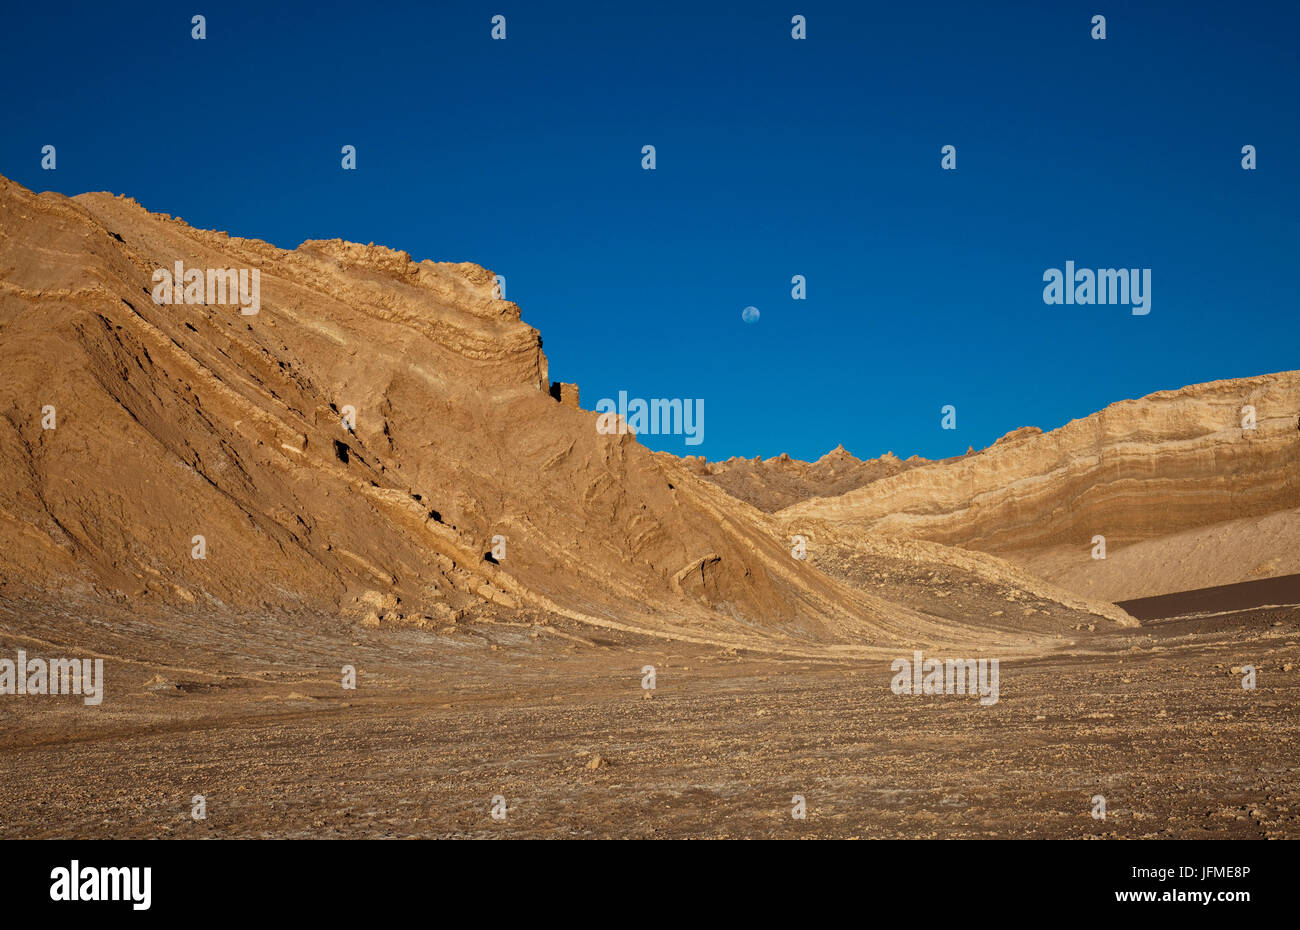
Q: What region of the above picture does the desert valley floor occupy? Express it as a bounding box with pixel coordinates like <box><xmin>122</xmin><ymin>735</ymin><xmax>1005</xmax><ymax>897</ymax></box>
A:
<box><xmin>2</xmin><ymin>593</ymin><xmax>1296</xmax><ymax>839</ymax></box>
<box><xmin>2</xmin><ymin>174</ymin><xmax>1298</xmax><ymax>839</ymax></box>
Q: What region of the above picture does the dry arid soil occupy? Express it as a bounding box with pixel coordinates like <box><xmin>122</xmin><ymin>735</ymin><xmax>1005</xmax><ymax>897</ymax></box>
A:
<box><xmin>1</xmin><ymin>173</ymin><xmax>1297</xmax><ymax>838</ymax></box>
<box><xmin>2</xmin><ymin>596</ymin><xmax>1297</xmax><ymax>839</ymax></box>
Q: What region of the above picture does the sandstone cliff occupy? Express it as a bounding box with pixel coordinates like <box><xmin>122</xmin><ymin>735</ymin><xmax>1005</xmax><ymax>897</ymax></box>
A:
<box><xmin>779</xmin><ymin>374</ymin><xmax>1300</xmax><ymax>601</ymax></box>
<box><xmin>682</xmin><ymin>445</ymin><xmax>953</xmax><ymax>513</ymax></box>
<box><xmin>0</xmin><ymin>174</ymin><xmax>1137</xmax><ymax>656</ymax></box>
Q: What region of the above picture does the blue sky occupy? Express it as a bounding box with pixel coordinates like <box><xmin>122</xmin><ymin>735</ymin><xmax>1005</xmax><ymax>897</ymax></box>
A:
<box><xmin>3</xmin><ymin>1</ymin><xmax>1296</xmax><ymax>460</ymax></box>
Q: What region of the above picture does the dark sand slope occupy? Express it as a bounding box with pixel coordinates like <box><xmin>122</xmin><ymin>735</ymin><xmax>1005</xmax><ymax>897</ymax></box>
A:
<box><xmin>1119</xmin><ymin>573</ymin><xmax>1300</xmax><ymax>622</ymax></box>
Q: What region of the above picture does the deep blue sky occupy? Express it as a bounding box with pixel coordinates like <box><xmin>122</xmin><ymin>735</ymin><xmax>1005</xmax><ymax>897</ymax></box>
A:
<box><xmin>2</xmin><ymin>1</ymin><xmax>1296</xmax><ymax>460</ymax></box>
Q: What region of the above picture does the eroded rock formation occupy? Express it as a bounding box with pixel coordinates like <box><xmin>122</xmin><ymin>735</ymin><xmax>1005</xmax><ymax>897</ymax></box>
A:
<box><xmin>0</xmin><ymin>174</ymin><xmax>1144</xmax><ymax>656</ymax></box>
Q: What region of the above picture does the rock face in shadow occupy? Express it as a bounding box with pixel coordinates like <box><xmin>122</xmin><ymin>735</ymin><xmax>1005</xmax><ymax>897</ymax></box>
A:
<box><xmin>0</xmin><ymin>175</ymin><xmax>1149</xmax><ymax>653</ymax></box>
